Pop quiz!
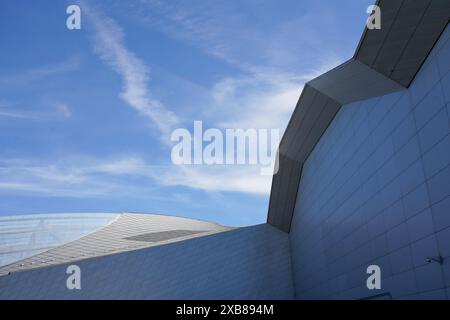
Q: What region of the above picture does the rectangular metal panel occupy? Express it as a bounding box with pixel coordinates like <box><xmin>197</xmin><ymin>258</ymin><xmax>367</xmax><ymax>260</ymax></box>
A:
<box><xmin>308</xmin><ymin>59</ymin><xmax>404</xmax><ymax>104</ymax></box>
<box><xmin>356</xmin><ymin>0</ymin><xmax>449</xmax><ymax>87</ymax></box>
<box><xmin>295</xmin><ymin>99</ymin><xmax>341</xmax><ymax>162</ymax></box>
<box><xmin>288</xmin><ymin>92</ymin><xmax>331</xmax><ymax>158</ymax></box>
<box><xmin>267</xmin><ymin>154</ymin><xmax>303</xmax><ymax>232</ymax></box>
<box><xmin>356</xmin><ymin>0</ymin><xmax>404</xmax><ymax>65</ymax></box>
<box><xmin>279</xmin><ymin>85</ymin><xmax>318</xmax><ymax>153</ymax></box>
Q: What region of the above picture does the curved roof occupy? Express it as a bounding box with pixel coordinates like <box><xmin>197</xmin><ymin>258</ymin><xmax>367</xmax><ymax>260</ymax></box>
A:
<box><xmin>0</xmin><ymin>213</ymin><xmax>119</xmax><ymax>268</ymax></box>
<box><xmin>0</xmin><ymin>213</ymin><xmax>233</xmax><ymax>276</ymax></box>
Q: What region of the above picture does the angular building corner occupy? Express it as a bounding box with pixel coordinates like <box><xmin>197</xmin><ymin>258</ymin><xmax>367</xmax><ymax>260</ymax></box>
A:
<box><xmin>268</xmin><ymin>0</ymin><xmax>450</xmax><ymax>300</ymax></box>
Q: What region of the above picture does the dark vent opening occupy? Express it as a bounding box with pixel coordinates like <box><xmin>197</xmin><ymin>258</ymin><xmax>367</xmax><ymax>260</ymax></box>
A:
<box><xmin>124</xmin><ymin>230</ymin><xmax>207</xmax><ymax>242</ymax></box>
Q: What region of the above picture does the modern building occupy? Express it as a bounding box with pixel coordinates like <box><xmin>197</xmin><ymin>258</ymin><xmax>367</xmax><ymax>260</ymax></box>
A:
<box><xmin>0</xmin><ymin>213</ymin><xmax>293</xmax><ymax>299</ymax></box>
<box><xmin>1</xmin><ymin>0</ymin><xmax>450</xmax><ymax>299</ymax></box>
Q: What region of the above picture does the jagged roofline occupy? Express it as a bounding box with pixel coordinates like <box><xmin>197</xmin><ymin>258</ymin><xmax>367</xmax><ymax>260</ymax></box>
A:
<box><xmin>267</xmin><ymin>0</ymin><xmax>450</xmax><ymax>232</ymax></box>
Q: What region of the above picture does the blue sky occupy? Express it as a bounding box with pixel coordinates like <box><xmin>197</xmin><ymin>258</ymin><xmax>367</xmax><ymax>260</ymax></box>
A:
<box><xmin>0</xmin><ymin>0</ymin><xmax>370</xmax><ymax>226</ymax></box>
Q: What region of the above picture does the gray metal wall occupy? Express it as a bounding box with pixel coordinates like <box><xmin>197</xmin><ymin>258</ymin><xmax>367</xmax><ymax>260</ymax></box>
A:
<box><xmin>290</xmin><ymin>25</ymin><xmax>450</xmax><ymax>300</ymax></box>
<box><xmin>0</xmin><ymin>224</ymin><xmax>294</xmax><ymax>299</ymax></box>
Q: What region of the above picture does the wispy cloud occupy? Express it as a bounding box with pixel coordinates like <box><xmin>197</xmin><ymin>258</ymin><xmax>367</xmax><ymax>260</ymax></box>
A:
<box><xmin>0</xmin><ymin>156</ymin><xmax>269</xmax><ymax>198</ymax></box>
<box><xmin>76</xmin><ymin>0</ymin><xmax>348</xmax><ymax>197</ymax></box>
<box><xmin>113</xmin><ymin>0</ymin><xmax>345</xmax><ymax>133</ymax></box>
<box><xmin>208</xmin><ymin>57</ymin><xmax>342</xmax><ymax>131</ymax></box>
<box><xmin>0</xmin><ymin>1</ymin><xmax>351</xmax><ymax>200</ymax></box>
<box><xmin>0</xmin><ymin>102</ymin><xmax>72</xmax><ymax>121</ymax></box>
<box><xmin>83</xmin><ymin>5</ymin><xmax>179</xmax><ymax>138</ymax></box>
<box><xmin>0</xmin><ymin>57</ymin><xmax>81</xmax><ymax>86</ymax></box>
<box><xmin>157</xmin><ymin>165</ymin><xmax>271</xmax><ymax>195</ymax></box>
<box><xmin>125</xmin><ymin>0</ymin><xmax>262</xmax><ymax>70</ymax></box>
<box><xmin>0</xmin><ymin>156</ymin><xmax>153</xmax><ymax>198</ymax></box>
<box><xmin>124</xmin><ymin>0</ymin><xmax>348</xmax><ymax>74</ymax></box>
<box><xmin>209</xmin><ymin>73</ymin><xmax>301</xmax><ymax>131</ymax></box>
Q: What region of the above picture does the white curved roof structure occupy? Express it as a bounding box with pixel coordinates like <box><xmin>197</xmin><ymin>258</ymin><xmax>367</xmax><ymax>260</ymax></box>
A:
<box><xmin>0</xmin><ymin>213</ymin><xmax>119</xmax><ymax>269</ymax></box>
<box><xmin>0</xmin><ymin>213</ymin><xmax>233</xmax><ymax>276</ymax></box>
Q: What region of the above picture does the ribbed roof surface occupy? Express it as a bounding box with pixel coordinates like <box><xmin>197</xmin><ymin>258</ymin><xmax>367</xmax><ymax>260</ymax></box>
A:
<box><xmin>0</xmin><ymin>213</ymin><xmax>233</xmax><ymax>276</ymax></box>
<box><xmin>0</xmin><ymin>213</ymin><xmax>119</xmax><ymax>268</ymax></box>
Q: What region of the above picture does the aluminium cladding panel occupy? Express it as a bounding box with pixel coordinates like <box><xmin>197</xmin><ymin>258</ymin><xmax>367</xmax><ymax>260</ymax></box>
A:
<box><xmin>294</xmin><ymin>99</ymin><xmax>342</xmax><ymax>162</ymax></box>
<box><xmin>355</xmin><ymin>0</ymin><xmax>404</xmax><ymax>64</ymax></box>
<box><xmin>0</xmin><ymin>224</ymin><xmax>295</xmax><ymax>300</ymax></box>
<box><xmin>370</xmin><ymin>0</ymin><xmax>432</xmax><ymax>77</ymax></box>
<box><xmin>268</xmin><ymin>0</ymin><xmax>450</xmax><ymax>233</ymax></box>
<box><xmin>279</xmin><ymin>85</ymin><xmax>342</xmax><ymax>161</ymax></box>
<box><xmin>279</xmin><ymin>85</ymin><xmax>319</xmax><ymax>155</ymax></box>
<box><xmin>269</xmin><ymin>87</ymin><xmax>340</xmax><ymax>233</ymax></box>
<box><xmin>308</xmin><ymin>59</ymin><xmax>404</xmax><ymax>105</ymax></box>
<box><xmin>267</xmin><ymin>154</ymin><xmax>302</xmax><ymax>233</ymax></box>
<box><xmin>286</xmin><ymin>91</ymin><xmax>335</xmax><ymax>160</ymax></box>
<box><xmin>355</xmin><ymin>0</ymin><xmax>423</xmax><ymax>72</ymax></box>
<box><xmin>356</xmin><ymin>0</ymin><xmax>450</xmax><ymax>87</ymax></box>
<box><xmin>289</xmin><ymin>24</ymin><xmax>450</xmax><ymax>299</ymax></box>
<box><xmin>390</xmin><ymin>1</ymin><xmax>450</xmax><ymax>86</ymax></box>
